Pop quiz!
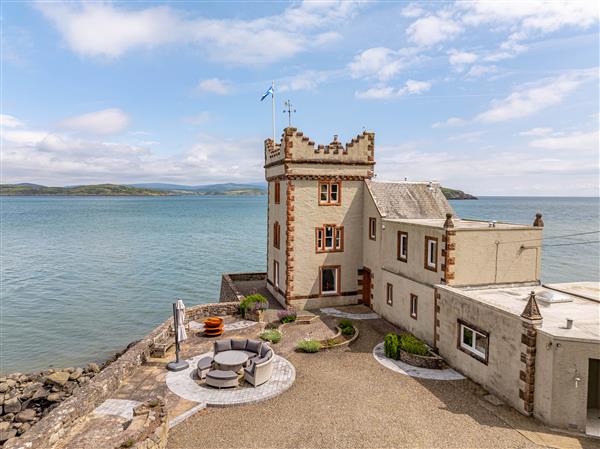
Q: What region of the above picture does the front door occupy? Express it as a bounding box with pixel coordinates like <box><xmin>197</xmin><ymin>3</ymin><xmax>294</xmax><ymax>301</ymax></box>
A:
<box><xmin>362</xmin><ymin>267</ymin><xmax>372</xmax><ymax>308</ymax></box>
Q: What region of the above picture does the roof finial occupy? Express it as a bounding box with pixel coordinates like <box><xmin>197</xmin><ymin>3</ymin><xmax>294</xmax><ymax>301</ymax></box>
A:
<box><xmin>521</xmin><ymin>291</ymin><xmax>543</xmax><ymax>323</ymax></box>
<box><xmin>533</xmin><ymin>213</ymin><xmax>544</xmax><ymax>227</ymax></box>
<box><xmin>444</xmin><ymin>213</ymin><xmax>454</xmax><ymax>228</ymax></box>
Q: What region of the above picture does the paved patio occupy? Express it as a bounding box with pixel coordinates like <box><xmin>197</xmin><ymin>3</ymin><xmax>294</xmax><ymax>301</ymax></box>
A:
<box><xmin>167</xmin><ymin>306</ymin><xmax>599</xmax><ymax>449</ymax></box>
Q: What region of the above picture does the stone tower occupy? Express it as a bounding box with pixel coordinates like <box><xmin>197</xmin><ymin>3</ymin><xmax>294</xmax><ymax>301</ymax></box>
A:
<box><xmin>264</xmin><ymin>127</ymin><xmax>375</xmax><ymax>309</ymax></box>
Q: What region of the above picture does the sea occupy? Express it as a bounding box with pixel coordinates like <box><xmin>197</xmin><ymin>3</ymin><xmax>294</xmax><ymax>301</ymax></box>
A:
<box><xmin>1</xmin><ymin>196</ymin><xmax>598</xmax><ymax>374</ymax></box>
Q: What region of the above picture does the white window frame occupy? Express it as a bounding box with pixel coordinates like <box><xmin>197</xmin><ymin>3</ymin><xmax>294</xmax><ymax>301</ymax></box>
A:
<box><xmin>410</xmin><ymin>294</ymin><xmax>418</xmax><ymax>319</ymax></box>
<box><xmin>459</xmin><ymin>323</ymin><xmax>488</xmax><ymax>361</ymax></box>
<box><xmin>425</xmin><ymin>237</ymin><xmax>437</xmax><ymax>271</ymax></box>
<box><xmin>320</xmin><ymin>266</ymin><xmax>339</xmax><ymax>295</ymax></box>
<box><xmin>273</xmin><ymin>261</ymin><xmax>279</xmax><ymax>288</ymax></box>
<box><xmin>369</xmin><ymin>217</ymin><xmax>376</xmax><ymax>240</ymax></box>
<box><xmin>386</xmin><ymin>283</ymin><xmax>393</xmax><ymax>306</ymax></box>
<box><xmin>398</xmin><ymin>232</ymin><xmax>408</xmax><ymax>261</ymax></box>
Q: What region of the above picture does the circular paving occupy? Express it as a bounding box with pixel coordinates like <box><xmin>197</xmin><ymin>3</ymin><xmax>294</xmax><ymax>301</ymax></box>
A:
<box><xmin>372</xmin><ymin>342</ymin><xmax>465</xmax><ymax>381</ymax></box>
<box><xmin>166</xmin><ymin>352</ymin><xmax>295</xmax><ymax>407</ymax></box>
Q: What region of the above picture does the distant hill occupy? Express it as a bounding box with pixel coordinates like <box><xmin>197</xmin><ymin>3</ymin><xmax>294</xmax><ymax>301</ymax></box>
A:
<box><xmin>1</xmin><ymin>182</ymin><xmax>474</xmax><ymax>199</ymax></box>
<box><xmin>0</xmin><ymin>184</ymin><xmax>168</xmax><ymax>196</ymax></box>
<box><xmin>441</xmin><ymin>187</ymin><xmax>477</xmax><ymax>200</ymax></box>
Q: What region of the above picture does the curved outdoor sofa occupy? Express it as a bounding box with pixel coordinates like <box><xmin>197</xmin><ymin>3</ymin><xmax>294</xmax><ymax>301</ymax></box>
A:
<box><xmin>211</xmin><ymin>338</ymin><xmax>275</xmax><ymax>387</ymax></box>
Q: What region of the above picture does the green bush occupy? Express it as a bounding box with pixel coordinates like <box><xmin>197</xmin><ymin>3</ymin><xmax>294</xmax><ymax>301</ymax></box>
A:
<box><xmin>341</xmin><ymin>325</ymin><xmax>355</xmax><ymax>336</ymax></box>
<box><xmin>259</xmin><ymin>330</ymin><xmax>282</xmax><ymax>344</ymax></box>
<box><xmin>399</xmin><ymin>334</ymin><xmax>430</xmax><ymax>356</ymax></box>
<box><xmin>384</xmin><ymin>333</ymin><xmax>399</xmax><ymax>359</ymax></box>
<box><xmin>239</xmin><ymin>294</ymin><xmax>268</xmax><ymax>314</ymax></box>
<box><xmin>338</xmin><ymin>318</ymin><xmax>353</xmax><ymax>329</ymax></box>
<box><xmin>296</xmin><ymin>339</ymin><xmax>322</xmax><ymax>353</ymax></box>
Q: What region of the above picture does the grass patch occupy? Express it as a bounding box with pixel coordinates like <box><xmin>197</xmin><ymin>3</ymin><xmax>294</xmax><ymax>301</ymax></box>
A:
<box><xmin>278</xmin><ymin>309</ymin><xmax>297</xmax><ymax>324</ymax></box>
<box><xmin>296</xmin><ymin>339</ymin><xmax>322</xmax><ymax>353</ymax></box>
<box><xmin>259</xmin><ymin>329</ymin><xmax>282</xmax><ymax>344</ymax></box>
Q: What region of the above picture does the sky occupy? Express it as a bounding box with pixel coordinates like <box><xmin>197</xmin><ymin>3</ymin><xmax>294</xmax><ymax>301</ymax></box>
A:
<box><xmin>1</xmin><ymin>1</ymin><xmax>599</xmax><ymax>195</ymax></box>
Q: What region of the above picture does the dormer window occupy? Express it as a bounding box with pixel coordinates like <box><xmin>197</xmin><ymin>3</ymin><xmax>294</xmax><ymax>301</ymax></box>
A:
<box><xmin>319</xmin><ymin>181</ymin><xmax>341</xmax><ymax>205</ymax></box>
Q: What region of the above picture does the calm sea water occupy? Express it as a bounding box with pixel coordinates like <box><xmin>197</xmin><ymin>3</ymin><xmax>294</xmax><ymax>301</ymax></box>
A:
<box><xmin>1</xmin><ymin>196</ymin><xmax>598</xmax><ymax>374</ymax></box>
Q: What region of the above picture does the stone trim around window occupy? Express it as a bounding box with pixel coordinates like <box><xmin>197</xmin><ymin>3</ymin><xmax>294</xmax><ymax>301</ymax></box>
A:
<box><xmin>319</xmin><ymin>265</ymin><xmax>341</xmax><ymax>296</ymax></box>
<box><xmin>318</xmin><ymin>180</ymin><xmax>342</xmax><ymax>206</ymax></box>
<box><xmin>456</xmin><ymin>319</ymin><xmax>489</xmax><ymax>365</ymax></box>
<box><xmin>424</xmin><ymin>236</ymin><xmax>438</xmax><ymax>272</ymax></box>
<box><xmin>315</xmin><ymin>224</ymin><xmax>344</xmax><ymax>253</ymax></box>
<box><xmin>397</xmin><ymin>231</ymin><xmax>408</xmax><ymax>262</ymax></box>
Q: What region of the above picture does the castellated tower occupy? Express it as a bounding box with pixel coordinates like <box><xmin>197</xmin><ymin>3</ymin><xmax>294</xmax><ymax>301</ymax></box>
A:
<box><xmin>265</xmin><ymin>127</ymin><xmax>375</xmax><ymax>309</ymax></box>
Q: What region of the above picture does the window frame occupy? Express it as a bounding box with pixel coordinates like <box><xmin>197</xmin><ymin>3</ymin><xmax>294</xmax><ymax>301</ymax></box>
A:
<box><xmin>273</xmin><ymin>260</ymin><xmax>279</xmax><ymax>288</ymax></box>
<box><xmin>386</xmin><ymin>283</ymin><xmax>393</xmax><ymax>306</ymax></box>
<box><xmin>397</xmin><ymin>231</ymin><xmax>408</xmax><ymax>262</ymax></box>
<box><xmin>273</xmin><ymin>221</ymin><xmax>280</xmax><ymax>249</ymax></box>
<box><xmin>315</xmin><ymin>224</ymin><xmax>344</xmax><ymax>253</ymax></box>
<box><xmin>274</xmin><ymin>181</ymin><xmax>280</xmax><ymax>204</ymax></box>
<box><xmin>318</xmin><ymin>181</ymin><xmax>342</xmax><ymax>206</ymax></box>
<box><xmin>424</xmin><ymin>236</ymin><xmax>438</xmax><ymax>272</ymax></box>
<box><xmin>457</xmin><ymin>319</ymin><xmax>489</xmax><ymax>364</ymax></box>
<box><xmin>320</xmin><ymin>265</ymin><xmax>340</xmax><ymax>296</ymax></box>
<box><xmin>410</xmin><ymin>294</ymin><xmax>418</xmax><ymax>319</ymax></box>
<box><xmin>369</xmin><ymin>217</ymin><xmax>377</xmax><ymax>241</ymax></box>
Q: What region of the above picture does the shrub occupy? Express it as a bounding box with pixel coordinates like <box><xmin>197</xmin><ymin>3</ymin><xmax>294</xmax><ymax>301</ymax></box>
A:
<box><xmin>239</xmin><ymin>294</ymin><xmax>268</xmax><ymax>314</ymax></box>
<box><xmin>338</xmin><ymin>318</ymin><xmax>353</xmax><ymax>329</ymax></box>
<box><xmin>296</xmin><ymin>339</ymin><xmax>322</xmax><ymax>353</ymax></box>
<box><xmin>341</xmin><ymin>325</ymin><xmax>355</xmax><ymax>336</ymax></box>
<box><xmin>384</xmin><ymin>333</ymin><xmax>399</xmax><ymax>359</ymax></box>
<box><xmin>265</xmin><ymin>322</ymin><xmax>279</xmax><ymax>330</ymax></box>
<box><xmin>399</xmin><ymin>334</ymin><xmax>430</xmax><ymax>356</ymax></box>
<box><xmin>259</xmin><ymin>330</ymin><xmax>282</xmax><ymax>344</ymax></box>
<box><xmin>278</xmin><ymin>309</ymin><xmax>297</xmax><ymax>324</ymax></box>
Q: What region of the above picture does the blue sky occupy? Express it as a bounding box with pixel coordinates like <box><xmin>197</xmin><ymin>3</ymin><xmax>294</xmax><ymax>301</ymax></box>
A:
<box><xmin>1</xmin><ymin>1</ymin><xmax>598</xmax><ymax>195</ymax></box>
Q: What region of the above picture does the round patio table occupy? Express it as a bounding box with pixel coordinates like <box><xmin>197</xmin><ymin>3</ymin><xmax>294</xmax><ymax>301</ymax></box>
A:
<box><xmin>214</xmin><ymin>350</ymin><xmax>249</xmax><ymax>373</ymax></box>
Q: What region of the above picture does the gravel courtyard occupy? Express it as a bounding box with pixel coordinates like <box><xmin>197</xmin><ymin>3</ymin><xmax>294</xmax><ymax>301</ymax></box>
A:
<box><xmin>167</xmin><ymin>310</ymin><xmax>593</xmax><ymax>449</ymax></box>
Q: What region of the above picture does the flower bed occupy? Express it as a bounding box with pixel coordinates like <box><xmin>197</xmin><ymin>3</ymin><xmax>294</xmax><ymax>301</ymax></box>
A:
<box><xmin>384</xmin><ymin>333</ymin><xmax>444</xmax><ymax>370</ymax></box>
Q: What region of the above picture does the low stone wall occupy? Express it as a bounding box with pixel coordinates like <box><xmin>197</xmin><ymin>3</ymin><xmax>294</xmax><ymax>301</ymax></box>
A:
<box><xmin>219</xmin><ymin>272</ymin><xmax>266</xmax><ymax>303</ymax></box>
<box><xmin>115</xmin><ymin>398</ymin><xmax>168</xmax><ymax>449</ymax></box>
<box><xmin>398</xmin><ymin>349</ymin><xmax>444</xmax><ymax>370</ymax></box>
<box><xmin>4</xmin><ymin>301</ymin><xmax>239</xmax><ymax>449</ymax></box>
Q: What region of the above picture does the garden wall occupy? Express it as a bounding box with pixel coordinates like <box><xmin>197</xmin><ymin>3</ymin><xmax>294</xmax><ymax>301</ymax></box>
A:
<box><xmin>219</xmin><ymin>272</ymin><xmax>266</xmax><ymax>303</ymax></box>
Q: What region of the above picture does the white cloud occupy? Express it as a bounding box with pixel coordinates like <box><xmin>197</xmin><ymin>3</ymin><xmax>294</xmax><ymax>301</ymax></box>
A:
<box><xmin>401</xmin><ymin>3</ymin><xmax>425</xmax><ymax>18</ymax></box>
<box><xmin>406</xmin><ymin>15</ymin><xmax>463</xmax><ymax>46</ymax></box>
<box><xmin>356</xmin><ymin>79</ymin><xmax>431</xmax><ymax>99</ymax></box>
<box><xmin>59</xmin><ymin>108</ymin><xmax>130</xmax><ymax>135</ymax></box>
<box><xmin>432</xmin><ymin>117</ymin><xmax>466</xmax><ymax>128</ymax></box>
<box><xmin>35</xmin><ymin>1</ymin><xmax>359</xmax><ymax>64</ymax></box>
<box><xmin>348</xmin><ymin>47</ymin><xmax>420</xmax><ymax>81</ymax></box>
<box><xmin>1</xmin><ymin>130</ymin><xmax>49</xmax><ymax>145</ymax></box>
<box><xmin>448</xmin><ymin>49</ymin><xmax>477</xmax><ymax>67</ymax></box>
<box><xmin>279</xmin><ymin>70</ymin><xmax>332</xmax><ymax>92</ymax></box>
<box><xmin>476</xmin><ymin>71</ymin><xmax>595</xmax><ymax>123</ymax></box>
<box><xmin>466</xmin><ymin>65</ymin><xmax>497</xmax><ymax>78</ymax></box>
<box><xmin>194</xmin><ymin>78</ymin><xmax>232</xmax><ymax>95</ymax></box>
<box><xmin>519</xmin><ymin>127</ymin><xmax>553</xmax><ymax>137</ymax></box>
<box><xmin>529</xmin><ymin>130</ymin><xmax>599</xmax><ymax>152</ymax></box>
<box><xmin>0</xmin><ymin>114</ymin><xmax>25</xmax><ymax>128</ymax></box>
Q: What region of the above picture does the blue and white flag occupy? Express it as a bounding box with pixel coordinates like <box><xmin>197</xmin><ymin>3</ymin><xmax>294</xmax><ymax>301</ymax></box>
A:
<box><xmin>260</xmin><ymin>85</ymin><xmax>274</xmax><ymax>101</ymax></box>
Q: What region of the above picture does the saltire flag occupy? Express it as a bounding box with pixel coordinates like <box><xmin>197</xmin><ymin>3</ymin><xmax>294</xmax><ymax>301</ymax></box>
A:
<box><xmin>261</xmin><ymin>85</ymin><xmax>274</xmax><ymax>101</ymax></box>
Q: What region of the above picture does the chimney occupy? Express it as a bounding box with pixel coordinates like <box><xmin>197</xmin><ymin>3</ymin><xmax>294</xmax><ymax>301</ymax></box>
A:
<box><xmin>533</xmin><ymin>213</ymin><xmax>544</xmax><ymax>227</ymax></box>
<box><xmin>521</xmin><ymin>291</ymin><xmax>543</xmax><ymax>326</ymax></box>
<box><xmin>443</xmin><ymin>213</ymin><xmax>455</xmax><ymax>229</ymax></box>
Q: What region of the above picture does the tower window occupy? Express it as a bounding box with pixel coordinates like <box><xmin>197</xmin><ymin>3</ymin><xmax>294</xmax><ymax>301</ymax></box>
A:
<box><xmin>274</xmin><ymin>181</ymin><xmax>280</xmax><ymax>204</ymax></box>
<box><xmin>316</xmin><ymin>225</ymin><xmax>343</xmax><ymax>252</ymax></box>
<box><xmin>320</xmin><ymin>266</ymin><xmax>340</xmax><ymax>295</ymax></box>
<box><xmin>273</xmin><ymin>221</ymin><xmax>280</xmax><ymax>249</ymax></box>
<box><xmin>318</xmin><ymin>181</ymin><xmax>342</xmax><ymax>205</ymax></box>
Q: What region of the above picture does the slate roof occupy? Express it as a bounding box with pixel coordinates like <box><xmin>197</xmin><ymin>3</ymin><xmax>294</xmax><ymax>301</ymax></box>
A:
<box><xmin>366</xmin><ymin>180</ymin><xmax>456</xmax><ymax>220</ymax></box>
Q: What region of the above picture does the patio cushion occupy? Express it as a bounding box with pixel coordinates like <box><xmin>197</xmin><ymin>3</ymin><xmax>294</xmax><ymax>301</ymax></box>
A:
<box><xmin>260</xmin><ymin>345</ymin><xmax>272</xmax><ymax>358</ymax></box>
<box><xmin>231</xmin><ymin>339</ymin><xmax>247</xmax><ymax>351</ymax></box>
<box><xmin>196</xmin><ymin>356</ymin><xmax>213</xmax><ymax>370</ymax></box>
<box><xmin>206</xmin><ymin>370</ymin><xmax>238</xmax><ymax>380</ymax></box>
<box><xmin>252</xmin><ymin>356</ymin><xmax>267</xmax><ymax>366</ymax></box>
<box><xmin>246</xmin><ymin>339</ymin><xmax>263</xmax><ymax>354</ymax></box>
<box><xmin>214</xmin><ymin>339</ymin><xmax>232</xmax><ymax>353</ymax></box>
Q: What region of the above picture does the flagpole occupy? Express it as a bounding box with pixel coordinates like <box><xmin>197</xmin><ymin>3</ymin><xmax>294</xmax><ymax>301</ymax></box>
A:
<box><xmin>271</xmin><ymin>80</ymin><xmax>276</xmax><ymax>143</ymax></box>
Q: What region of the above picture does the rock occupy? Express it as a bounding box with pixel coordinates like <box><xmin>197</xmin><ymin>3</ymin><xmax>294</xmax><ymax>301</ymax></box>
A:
<box><xmin>65</xmin><ymin>367</ymin><xmax>75</xmax><ymax>373</ymax></box>
<box><xmin>4</xmin><ymin>380</ymin><xmax>16</xmax><ymax>390</ymax></box>
<box><xmin>15</xmin><ymin>409</ymin><xmax>36</xmax><ymax>422</ymax></box>
<box><xmin>77</xmin><ymin>376</ymin><xmax>90</xmax><ymax>385</ymax></box>
<box><xmin>0</xmin><ymin>422</ymin><xmax>10</xmax><ymax>432</ymax></box>
<box><xmin>69</xmin><ymin>368</ymin><xmax>83</xmax><ymax>380</ymax></box>
<box><xmin>21</xmin><ymin>382</ymin><xmax>43</xmax><ymax>400</ymax></box>
<box><xmin>46</xmin><ymin>371</ymin><xmax>70</xmax><ymax>387</ymax></box>
<box><xmin>18</xmin><ymin>375</ymin><xmax>29</xmax><ymax>383</ymax></box>
<box><xmin>3</xmin><ymin>397</ymin><xmax>21</xmax><ymax>414</ymax></box>
<box><xmin>17</xmin><ymin>422</ymin><xmax>30</xmax><ymax>435</ymax></box>
<box><xmin>47</xmin><ymin>393</ymin><xmax>62</xmax><ymax>402</ymax></box>
<box><xmin>64</xmin><ymin>381</ymin><xmax>77</xmax><ymax>394</ymax></box>
<box><xmin>31</xmin><ymin>387</ymin><xmax>49</xmax><ymax>400</ymax></box>
<box><xmin>3</xmin><ymin>413</ymin><xmax>15</xmax><ymax>422</ymax></box>
<box><xmin>0</xmin><ymin>428</ymin><xmax>17</xmax><ymax>443</ymax></box>
<box><xmin>86</xmin><ymin>363</ymin><xmax>100</xmax><ymax>373</ymax></box>
<box><xmin>0</xmin><ymin>383</ymin><xmax>9</xmax><ymax>394</ymax></box>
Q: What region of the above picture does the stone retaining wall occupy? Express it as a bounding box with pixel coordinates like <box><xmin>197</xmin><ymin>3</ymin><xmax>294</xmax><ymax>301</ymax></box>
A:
<box><xmin>219</xmin><ymin>272</ymin><xmax>266</xmax><ymax>303</ymax></box>
<box><xmin>4</xmin><ymin>302</ymin><xmax>239</xmax><ymax>449</ymax></box>
<box><xmin>398</xmin><ymin>349</ymin><xmax>444</xmax><ymax>370</ymax></box>
<box><xmin>116</xmin><ymin>398</ymin><xmax>168</xmax><ymax>449</ymax></box>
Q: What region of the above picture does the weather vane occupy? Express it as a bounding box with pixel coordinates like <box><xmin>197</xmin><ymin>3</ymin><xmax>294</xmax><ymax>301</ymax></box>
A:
<box><xmin>283</xmin><ymin>100</ymin><xmax>296</xmax><ymax>127</ymax></box>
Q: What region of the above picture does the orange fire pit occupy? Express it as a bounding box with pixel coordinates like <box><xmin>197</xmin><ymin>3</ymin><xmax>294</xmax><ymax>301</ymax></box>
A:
<box><xmin>203</xmin><ymin>317</ymin><xmax>224</xmax><ymax>337</ymax></box>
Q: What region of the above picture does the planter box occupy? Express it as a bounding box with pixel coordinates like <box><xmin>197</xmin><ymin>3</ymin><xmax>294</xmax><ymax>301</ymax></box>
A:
<box><xmin>398</xmin><ymin>348</ymin><xmax>444</xmax><ymax>370</ymax></box>
<box><xmin>244</xmin><ymin>309</ymin><xmax>264</xmax><ymax>322</ymax></box>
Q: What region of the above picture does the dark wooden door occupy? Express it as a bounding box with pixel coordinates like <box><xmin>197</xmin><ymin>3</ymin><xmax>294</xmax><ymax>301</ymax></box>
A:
<box><xmin>362</xmin><ymin>268</ymin><xmax>372</xmax><ymax>307</ymax></box>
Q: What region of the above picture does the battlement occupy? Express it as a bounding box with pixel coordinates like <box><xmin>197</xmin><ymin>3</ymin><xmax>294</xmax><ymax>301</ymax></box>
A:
<box><xmin>264</xmin><ymin>127</ymin><xmax>375</xmax><ymax>169</ymax></box>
